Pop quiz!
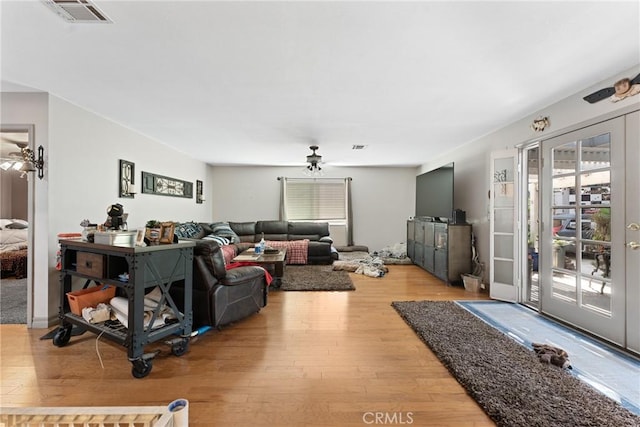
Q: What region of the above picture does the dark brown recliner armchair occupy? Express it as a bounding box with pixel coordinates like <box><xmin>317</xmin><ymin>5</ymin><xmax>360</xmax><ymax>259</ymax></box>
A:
<box><xmin>171</xmin><ymin>240</ymin><xmax>268</xmax><ymax>328</ymax></box>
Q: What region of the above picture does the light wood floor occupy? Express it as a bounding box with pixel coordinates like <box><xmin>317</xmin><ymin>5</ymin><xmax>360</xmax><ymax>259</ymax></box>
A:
<box><xmin>0</xmin><ymin>265</ymin><xmax>493</xmax><ymax>426</ymax></box>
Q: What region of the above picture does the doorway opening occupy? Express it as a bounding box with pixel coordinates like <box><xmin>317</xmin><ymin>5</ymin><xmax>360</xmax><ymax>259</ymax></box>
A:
<box><xmin>0</xmin><ymin>126</ymin><xmax>32</xmax><ymax>325</ymax></box>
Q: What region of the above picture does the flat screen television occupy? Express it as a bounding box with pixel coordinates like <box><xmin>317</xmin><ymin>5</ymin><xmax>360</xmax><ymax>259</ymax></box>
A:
<box><xmin>415</xmin><ymin>162</ymin><xmax>454</xmax><ymax>221</ymax></box>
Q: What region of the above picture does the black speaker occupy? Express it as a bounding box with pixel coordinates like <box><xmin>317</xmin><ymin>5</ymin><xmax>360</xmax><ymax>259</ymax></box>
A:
<box><xmin>452</xmin><ymin>209</ymin><xmax>466</xmax><ymax>224</ymax></box>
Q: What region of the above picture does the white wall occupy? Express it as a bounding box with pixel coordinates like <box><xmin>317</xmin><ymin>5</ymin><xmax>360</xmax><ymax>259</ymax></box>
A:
<box><xmin>2</xmin><ymin>92</ymin><xmax>215</xmax><ymax>326</ymax></box>
<box><xmin>418</xmin><ymin>65</ymin><xmax>640</xmax><ymax>283</ymax></box>
<box><xmin>211</xmin><ymin>165</ymin><xmax>416</xmax><ymax>252</ymax></box>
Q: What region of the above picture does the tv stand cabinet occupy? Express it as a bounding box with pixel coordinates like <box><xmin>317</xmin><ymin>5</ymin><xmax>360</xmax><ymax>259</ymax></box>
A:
<box><xmin>407</xmin><ymin>218</ymin><xmax>472</xmax><ymax>285</ymax></box>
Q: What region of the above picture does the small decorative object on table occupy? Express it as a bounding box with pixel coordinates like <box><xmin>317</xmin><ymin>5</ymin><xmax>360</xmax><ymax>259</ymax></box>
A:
<box><xmin>145</xmin><ymin>220</ymin><xmax>161</xmax><ymax>245</ymax></box>
<box><xmin>80</xmin><ymin>219</ymin><xmax>97</xmax><ymax>242</ymax></box>
<box><xmin>160</xmin><ymin>222</ymin><xmax>175</xmax><ymax>244</ymax></box>
<box><xmin>135</xmin><ymin>229</ymin><xmax>146</xmax><ymax>247</ymax></box>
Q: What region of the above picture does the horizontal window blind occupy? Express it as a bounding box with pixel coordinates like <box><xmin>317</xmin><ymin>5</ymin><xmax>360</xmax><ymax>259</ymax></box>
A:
<box><xmin>285</xmin><ymin>178</ymin><xmax>346</xmax><ymax>221</ymax></box>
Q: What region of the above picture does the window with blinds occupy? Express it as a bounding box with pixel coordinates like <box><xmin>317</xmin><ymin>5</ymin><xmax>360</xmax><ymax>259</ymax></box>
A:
<box><xmin>284</xmin><ymin>178</ymin><xmax>346</xmax><ymax>221</ymax></box>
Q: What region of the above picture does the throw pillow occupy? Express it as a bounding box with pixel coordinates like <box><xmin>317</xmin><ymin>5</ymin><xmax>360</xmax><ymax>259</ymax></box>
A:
<box><xmin>211</xmin><ymin>222</ymin><xmax>240</xmax><ymax>243</ymax></box>
<box><xmin>6</xmin><ymin>222</ymin><xmax>28</xmax><ymax>229</ymax></box>
<box><xmin>203</xmin><ymin>234</ymin><xmax>230</xmax><ymax>246</ymax></box>
<box><xmin>174</xmin><ymin>222</ymin><xmax>204</xmax><ymax>239</ymax></box>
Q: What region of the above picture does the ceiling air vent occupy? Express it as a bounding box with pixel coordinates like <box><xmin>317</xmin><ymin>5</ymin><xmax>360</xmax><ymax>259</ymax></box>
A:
<box><xmin>352</xmin><ymin>145</ymin><xmax>367</xmax><ymax>150</ymax></box>
<box><xmin>42</xmin><ymin>0</ymin><xmax>112</xmax><ymax>23</ymax></box>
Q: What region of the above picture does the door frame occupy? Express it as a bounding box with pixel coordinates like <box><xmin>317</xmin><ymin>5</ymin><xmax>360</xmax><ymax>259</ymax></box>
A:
<box><xmin>624</xmin><ymin>111</ymin><xmax>640</xmax><ymax>354</ymax></box>
<box><xmin>0</xmin><ymin>123</ymin><xmax>35</xmax><ymax>327</ymax></box>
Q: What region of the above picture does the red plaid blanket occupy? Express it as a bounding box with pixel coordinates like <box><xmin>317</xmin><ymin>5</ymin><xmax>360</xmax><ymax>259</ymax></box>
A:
<box><xmin>266</xmin><ymin>239</ymin><xmax>308</xmax><ymax>264</ymax></box>
<box><xmin>221</xmin><ymin>244</ymin><xmax>237</xmax><ymax>265</ymax></box>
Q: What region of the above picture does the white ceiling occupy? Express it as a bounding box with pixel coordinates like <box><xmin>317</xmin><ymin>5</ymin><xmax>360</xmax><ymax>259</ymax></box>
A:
<box><xmin>1</xmin><ymin>1</ymin><xmax>639</xmax><ymax>167</ymax></box>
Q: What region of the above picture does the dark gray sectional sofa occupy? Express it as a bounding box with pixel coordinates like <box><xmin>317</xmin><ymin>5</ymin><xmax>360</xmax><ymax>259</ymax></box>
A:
<box><xmin>227</xmin><ymin>220</ymin><xmax>335</xmax><ymax>264</ymax></box>
<box><xmin>175</xmin><ymin>220</ymin><xmax>336</xmax><ymax>265</ymax></box>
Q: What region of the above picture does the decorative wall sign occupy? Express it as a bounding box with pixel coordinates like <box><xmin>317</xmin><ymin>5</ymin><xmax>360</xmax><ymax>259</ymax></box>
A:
<box><xmin>119</xmin><ymin>160</ymin><xmax>136</xmax><ymax>198</ymax></box>
<box><xmin>530</xmin><ymin>116</ymin><xmax>549</xmax><ymax>132</ymax></box>
<box><xmin>196</xmin><ymin>180</ymin><xmax>204</xmax><ymax>204</ymax></box>
<box><xmin>141</xmin><ymin>171</ymin><xmax>193</xmax><ymax>198</ymax></box>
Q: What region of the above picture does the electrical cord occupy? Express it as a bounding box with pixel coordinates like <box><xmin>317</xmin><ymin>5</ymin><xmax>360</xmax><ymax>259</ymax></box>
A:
<box><xmin>95</xmin><ymin>322</ymin><xmax>126</xmax><ymax>369</ymax></box>
<box><xmin>95</xmin><ymin>330</ymin><xmax>105</xmax><ymax>369</ymax></box>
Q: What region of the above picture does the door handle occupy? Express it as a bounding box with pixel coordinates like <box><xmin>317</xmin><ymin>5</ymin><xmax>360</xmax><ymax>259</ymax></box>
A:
<box><xmin>628</xmin><ymin>223</ymin><xmax>640</xmax><ymax>231</ymax></box>
<box><xmin>626</xmin><ymin>241</ymin><xmax>640</xmax><ymax>250</ymax></box>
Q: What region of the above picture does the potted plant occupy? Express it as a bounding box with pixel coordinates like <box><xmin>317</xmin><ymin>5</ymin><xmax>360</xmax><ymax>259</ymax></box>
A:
<box><xmin>592</xmin><ymin>208</ymin><xmax>611</xmax><ymax>242</ymax></box>
<box><xmin>552</xmin><ymin>239</ymin><xmax>570</xmax><ymax>269</ymax></box>
<box><xmin>145</xmin><ymin>220</ymin><xmax>162</xmax><ymax>244</ymax></box>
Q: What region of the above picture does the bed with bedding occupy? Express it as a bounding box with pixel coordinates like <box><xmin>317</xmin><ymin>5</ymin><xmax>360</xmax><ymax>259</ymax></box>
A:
<box><xmin>0</xmin><ymin>219</ymin><xmax>28</xmax><ymax>278</ymax></box>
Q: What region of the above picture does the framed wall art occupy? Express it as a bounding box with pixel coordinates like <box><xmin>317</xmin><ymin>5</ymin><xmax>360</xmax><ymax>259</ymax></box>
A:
<box><xmin>141</xmin><ymin>171</ymin><xmax>193</xmax><ymax>198</ymax></box>
<box><xmin>135</xmin><ymin>229</ymin><xmax>146</xmax><ymax>246</ymax></box>
<box><xmin>196</xmin><ymin>180</ymin><xmax>204</xmax><ymax>204</ymax></box>
<box><xmin>119</xmin><ymin>160</ymin><xmax>136</xmax><ymax>198</ymax></box>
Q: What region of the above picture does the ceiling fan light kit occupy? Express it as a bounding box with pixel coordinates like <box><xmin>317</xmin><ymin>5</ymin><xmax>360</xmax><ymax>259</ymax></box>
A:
<box><xmin>304</xmin><ymin>145</ymin><xmax>323</xmax><ymax>177</ymax></box>
<box><xmin>0</xmin><ymin>145</ymin><xmax>45</xmax><ymax>179</ymax></box>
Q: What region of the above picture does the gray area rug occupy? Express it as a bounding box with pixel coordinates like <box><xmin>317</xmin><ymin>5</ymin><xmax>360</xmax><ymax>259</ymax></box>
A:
<box><xmin>392</xmin><ymin>300</ymin><xmax>640</xmax><ymax>427</ymax></box>
<box><xmin>280</xmin><ymin>264</ymin><xmax>355</xmax><ymax>291</ymax></box>
<box><xmin>1</xmin><ymin>278</ymin><xmax>27</xmax><ymax>324</ymax></box>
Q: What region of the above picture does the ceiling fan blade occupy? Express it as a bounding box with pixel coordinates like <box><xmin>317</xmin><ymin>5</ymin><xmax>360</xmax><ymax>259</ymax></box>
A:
<box><xmin>629</xmin><ymin>73</ymin><xmax>640</xmax><ymax>85</ymax></box>
<box><xmin>583</xmin><ymin>86</ymin><xmax>615</xmax><ymax>104</ymax></box>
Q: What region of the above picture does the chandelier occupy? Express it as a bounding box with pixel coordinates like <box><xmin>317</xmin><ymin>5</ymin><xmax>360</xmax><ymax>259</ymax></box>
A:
<box><xmin>303</xmin><ymin>145</ymin><xmax>323</xmax><ymax>177</ymax></box>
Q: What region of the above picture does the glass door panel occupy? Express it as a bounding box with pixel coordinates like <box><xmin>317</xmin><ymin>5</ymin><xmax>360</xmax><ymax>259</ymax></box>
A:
<box><xmin>523</xmin><ymin>145</ymin><xmax>540</xmax><ymax>307</ymax></box>
<box><xmin>540</xmin><ymin>117</ymin><xmax>625</xmax><ymax>347</ymax></box>
<box><xmin>494</xmin><ymin>260</ymin><xmax>515</xmax><ymax>284</ymax></box>
<box><xmin>490</xmin><ymin>149</ymin><xmax>518</xmax><ymax>302</ymax></box>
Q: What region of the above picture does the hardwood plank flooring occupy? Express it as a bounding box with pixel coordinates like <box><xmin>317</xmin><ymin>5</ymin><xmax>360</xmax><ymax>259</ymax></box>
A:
<box><xmin>0</xmin><ymin>265</ymin><xmax>493</xmax><ymax>426</ymax></box>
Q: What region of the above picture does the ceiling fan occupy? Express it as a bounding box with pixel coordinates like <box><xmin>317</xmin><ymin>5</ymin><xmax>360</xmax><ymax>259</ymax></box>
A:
<box><xmin>304</xmin><ymin>145</ymin><xmax>323</xmax><ymax>176</ymax></box>
<box><xmin>0</xmin><ymin>150</ymin><xmax>26</xmax><ymax>172</ymax></box>
<box><xmin>583</xmin><ymin>72</ymin><xmax>640</xmax><ymax>103</ymax></box>
<box><xmin>1</xmin><ymin>134</ymin><xmax>25</xmax><ymax>170</ymax></box>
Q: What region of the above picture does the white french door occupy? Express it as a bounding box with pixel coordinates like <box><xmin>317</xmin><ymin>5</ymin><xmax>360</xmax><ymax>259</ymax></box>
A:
<box><xmin>539</xmin><ymin>117</ymin><xmax>626</xmax><ymax>346</ymax></box>
<box><xmin>624</xmin><ymin>111</ymin><xmax>640</xmax><ymax>354</ymax></box>
<box><xmin>490</xmin><ymin>149</ymin><xmax>519</xmax><ymax>302</ymax></box>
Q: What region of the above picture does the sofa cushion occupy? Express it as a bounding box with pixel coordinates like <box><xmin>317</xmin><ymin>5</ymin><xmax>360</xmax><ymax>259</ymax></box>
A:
<box><xmin>288</xmin><ymin>222</ymin><xmax>329</xmax><ymax>241</ymax></box>
<box><xmin>223</xmin><ymin>266</ymin><xmax>267</xmax><ymax>286</ymax></box>
<box><xmin>229</xmin><ymin>222</ymin><xmax>257</xmax><ymax>242</ymax></box>
<box><xmin>307</xmin><ymin>241</ymin><xmax>331</xmax><ymax>257</ymax></box>
<box><xmin>256</xmin><ymin>221</ymin><xmax>288</xmax><ymax>241</ymax></box>
<box><xmin>194</xmin><ymin>240</ymin><xmax>227</xmax><ymax>279</ymax></box>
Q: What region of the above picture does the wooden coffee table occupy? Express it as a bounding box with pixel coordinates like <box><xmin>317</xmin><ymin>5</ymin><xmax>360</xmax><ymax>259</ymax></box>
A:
<box><xmin>232</xmin><ymin>248</ymin><xmax>287</xmax><ymax>288</ymax></box>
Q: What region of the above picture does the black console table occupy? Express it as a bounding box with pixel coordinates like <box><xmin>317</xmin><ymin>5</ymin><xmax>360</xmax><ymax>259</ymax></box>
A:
<box><xmin>54</xmin><ymin>240</ymin><xmax>195</xmax><ymax>378</ymax></box>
